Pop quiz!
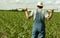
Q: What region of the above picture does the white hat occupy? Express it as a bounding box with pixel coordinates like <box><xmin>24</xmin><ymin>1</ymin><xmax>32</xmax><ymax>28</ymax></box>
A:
<box><xmin>37</xmin><ymin>2</ymin><xmax>43</xmax><ymax>6</ymax></box>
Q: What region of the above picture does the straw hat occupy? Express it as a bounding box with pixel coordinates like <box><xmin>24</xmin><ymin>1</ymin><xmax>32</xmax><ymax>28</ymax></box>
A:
<box><xmin>37</xmin><ymin>2</ymin><xmax>43</xmax><ymax>6</ymax></box>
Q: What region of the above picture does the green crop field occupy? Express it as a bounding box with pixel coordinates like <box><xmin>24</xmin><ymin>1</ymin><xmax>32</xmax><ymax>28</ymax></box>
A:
<box><xmin>0</xmin><ymin>10</ymin><xmax>60</xmax><ymax>38</ymax></box>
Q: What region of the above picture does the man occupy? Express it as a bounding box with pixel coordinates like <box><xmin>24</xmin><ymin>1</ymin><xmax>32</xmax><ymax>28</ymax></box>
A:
<box><xmin>24</xmin><ymin>2</ymin><xmax>54</xmax><ymax>38</ymax></box>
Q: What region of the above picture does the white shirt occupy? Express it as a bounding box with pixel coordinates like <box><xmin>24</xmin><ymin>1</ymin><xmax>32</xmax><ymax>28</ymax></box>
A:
<box><xmin>30</xmin><ymin>9</ymin><xmax>49</xmax><ymax>20</ymax></box>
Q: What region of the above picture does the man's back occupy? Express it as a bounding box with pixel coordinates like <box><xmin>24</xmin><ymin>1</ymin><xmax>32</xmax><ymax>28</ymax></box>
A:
<box><xmin>33</xmin><ymin>9</ymin><xmax>45</xmax><ymax>23</ymax></box>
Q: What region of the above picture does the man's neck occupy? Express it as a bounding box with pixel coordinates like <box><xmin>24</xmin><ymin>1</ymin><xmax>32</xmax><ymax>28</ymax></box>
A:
<box><xmin>38</xmin><ymin>8</ymin><xmax>43</xmax><ymax>10</ymax></box>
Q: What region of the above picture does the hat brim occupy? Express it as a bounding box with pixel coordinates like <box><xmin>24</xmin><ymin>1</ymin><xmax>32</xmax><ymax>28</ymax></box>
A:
<box><xmin>37</xmin><ymin>5</ymin><xmax>43</xmax><ymax>6</ymax></box>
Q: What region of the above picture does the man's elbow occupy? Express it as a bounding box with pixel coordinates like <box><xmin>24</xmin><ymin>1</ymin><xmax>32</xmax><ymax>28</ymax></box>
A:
<box><xmin>26</xmin><ymin>16</ymin><xmax>31</xmax><ymax>19</ymax></box>
<box><xmin>47</xmin><ymin>17</ymin><xmax>52</xmax><ymax>21</ymax></box>
<box><xmin>27</xmin><ymin>17</ymin><xmax>29</xmax><ymax>19</ymax></box>
<box><xmin>47</xmin><ymin>18</ymin><xmax>50</xmax><ymax>21</ymax></box>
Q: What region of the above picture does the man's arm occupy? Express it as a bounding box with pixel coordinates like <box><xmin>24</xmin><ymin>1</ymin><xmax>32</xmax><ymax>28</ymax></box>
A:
<box><xmin>25</xmin><ymin>11</ymin><xmax>32</xmax><ymax>19</ymax></box>
<box><xmin>47</xmin><ymin>9</ymin><xmax>54</xmax><ymax>20</ymax></box>
<box><xmin>24</xmin><ymin>8</ymin><xmax>33</xmax><ymax>19</ymax></box>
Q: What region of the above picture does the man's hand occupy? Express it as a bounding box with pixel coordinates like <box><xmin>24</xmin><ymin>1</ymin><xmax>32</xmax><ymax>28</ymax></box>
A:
<box><xmin>50</xmin><ymin>9</ymin><xmax>54</xmax><ymax>13</ymax></box>
<box><xmin>23</xmin><ymin>8</ymin><xmax>28</xmax><ymax>11</ymax></box>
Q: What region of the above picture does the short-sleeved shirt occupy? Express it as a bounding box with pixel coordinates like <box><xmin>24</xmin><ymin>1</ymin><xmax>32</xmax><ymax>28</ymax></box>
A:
<box><xmin>30</xmin><ymin>9</ymin><xmax>49</xmax><ymax>20</ymax></box>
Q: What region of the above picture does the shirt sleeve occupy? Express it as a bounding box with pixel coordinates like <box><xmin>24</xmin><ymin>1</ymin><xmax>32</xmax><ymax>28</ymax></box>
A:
<box><xmin>44</xmin><ymin>10</ymin><xmax>49</xmax><ymax>18</ymax></box>
<box><xmin>29</xmin><ymin>10</ymin><xmax>34</xmax><ymax>16</ymax></box>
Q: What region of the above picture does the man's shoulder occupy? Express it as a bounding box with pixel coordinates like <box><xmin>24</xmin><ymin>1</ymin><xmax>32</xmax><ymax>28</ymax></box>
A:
<box><xmin>31</xmin><ymin>10</ymin><xmax>36</xmax><ymax>13</ymax></box>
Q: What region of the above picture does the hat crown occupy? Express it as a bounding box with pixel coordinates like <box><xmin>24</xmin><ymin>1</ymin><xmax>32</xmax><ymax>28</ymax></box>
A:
<box><xmin>37</xmin><ymin>2</ymin><xmax>43</xmax><ymax>6</ymax></box>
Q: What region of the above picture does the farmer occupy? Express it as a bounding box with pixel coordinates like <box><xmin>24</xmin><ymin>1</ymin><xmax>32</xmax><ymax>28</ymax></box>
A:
<box><xmin>24</xmin><ymin>2</ymin><xmax>54</xmax><ymax>38</ymax></box>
